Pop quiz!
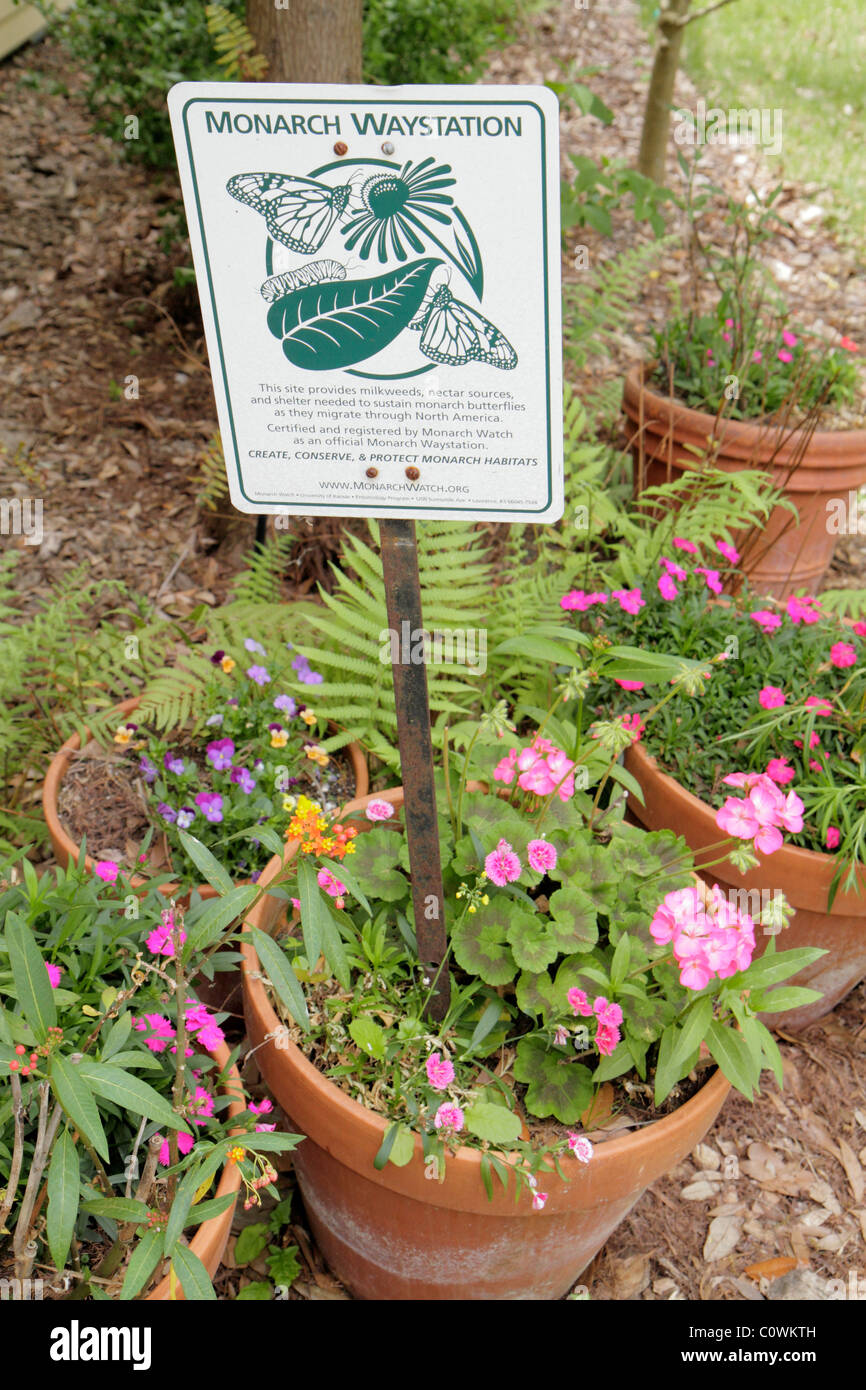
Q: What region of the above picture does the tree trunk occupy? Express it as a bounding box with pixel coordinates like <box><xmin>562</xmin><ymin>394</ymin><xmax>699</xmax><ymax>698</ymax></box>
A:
<box><xmin>245</xmin><ymin>0</ymin><xmax>363</xmax><ymax>83</ymax></box>
<box><xmin>636</xmin><ymin>0</ymin><xmax>691</xmax><ymax>184</ymax></box>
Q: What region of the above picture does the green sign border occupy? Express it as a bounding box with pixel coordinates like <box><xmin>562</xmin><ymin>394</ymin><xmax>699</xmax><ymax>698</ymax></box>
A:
<box><xmin>180</xmin><ymin>96</ymin><xmax>556</xmax><ymax>516</ymax></box>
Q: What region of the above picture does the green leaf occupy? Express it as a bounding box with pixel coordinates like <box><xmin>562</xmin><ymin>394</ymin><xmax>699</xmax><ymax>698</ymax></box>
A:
<box><xmin>742</xmin><ymin>947</ymin><xmax>827</xmax><ymax>991</ymax></box>
<box><xmin>49</xmin><ymin>1055</ymin><xmax>108</xmax><ymax>1160</ymax></box>
<box><xmin>120</xmin><ymin>1226</ymin><xmax>164</xmax><ymax>1301</ymax></box>
<box><xmin>452</xmin><ymin>902</ymin><xmax>516</xmax><ymax>987</ymax></box>
<box><xmin>345</xmin><ymin>828</ymin><xmax>406</xmax><ymax>901</ymax></box>
<box><xmin>506</xmin><ymin>911</ymin><xmax>559</xmax><ymax>974</ymax></box>
<box><xmin>388</xmin><ymin>1125</ymin><xmax>416</xmax><ymax>1167</ymax></box>
<box><xmin>467</xmin><ymin>999</ymin><xmax>505</xmax><ymax>1053</ymax></box>
<box><xmin>268</xmin><ymin>258</ymin><xmax>443</xmax><ymax>371</ymax></box>
<box><xmin>653</xmin><ymin>1023</ymin><xmax>680</xmax><ymax>1107</ymax></box>
<box><xmin>316</xmin><ymin>857</ymin><xmax>371</xmax><ymax>916</ymax></box>
<box><xmin>348</xmin><ymin>1016</ymin><xmax>386</xmax><ymax>1061</ymax></box>
<box><xmin>373</xmin><ymin>1121</ymin><xmax>399</xmax><ymax>1171</ymax></box>
<box><xmin>75</xmin><ymin>1060</ymin><xmax>191</xmax><ymax>1134</ymax></box>
<box><xmin>234</xmin><ymin>1221</ymin><xmax>270</xmax><ymax>1265</ymax></box>
<box><xmin>100</xmin><ymin>1011</ymin><xmax>132</xmax><ymax>1062</ymax></box>
<box><xmin>669</xmin><ymin>996</ymin><xmax>713</xmax><ymax>1072</ymax></box>
<box><xmin>609</xmin><ymin>934</ymin><xmax>632</xmax><ymax>989</ymax></box>
<box><xmin>267</xmin><ymin>1245</ymin><xmax>302</xmax><ymax>1287</ymax></box>
<box><xmin>320</xmin><ymin>902</ymin><xmax>351</xmax><ymax>990</ymax></box>
<box><xmin>750</xmin><ymin>985</ymin><xmax>823</xmax><ymax>1014</ymax></box>
<box><xmin>177</xmin><ymin>830</ymin><xmax>234</xmax><ymax>896</ymax></box>
<box><xmin>547</xmin><ymin>887</ymin><xmax>598</xmax><ymax>952</ymax></box>
<box><xmin>464</xmin><ymin>1101</ymin><xmax>522</xmax><ymax>1146</ymax></box>
<box><xmin>81</xmin><ymin>1197</ymin><xmax>151</xmax><ymax>1222</ymax></box>
<box><xmin>513</xmin><ymin>1037</ymin><xmax>593</xmax><ymax>1123</ymax></box>
<box><xmin>5</xmin><ymin>911</ymin><xmax>56</xmax><ymax>1040</ymax></box>
<box><xmin>170</xmin><ymin>1242</ymin><xmax>216</xmax><ymax>1301</ymax></box>
<box><xmin>515</xmin><ymin>969</ymin><xmax>557</xmax><ymax>1022</ymax></box>
<box><xmin>46</xmin><ymin>1130</ymin><xmax>80</xmax><ymax>1272</ymax></box>
<box><xmin>705</xmin><ymin>1020</ymin><xmax>758</xmax><ymax>1099</ymax></box>
<box><xmin>185</xmin><ymin>885</ymin><xmax>261</xmax><ymax>954</ymax></box>
<box><xmin>494</xmin><ymin>634</ymin><xmax>585</xmax><ymax>667</ymax></box>
<box><xmin>236</xmin><ymin>1280</ymin><xmax>272</xmax><ymax>1300</ymax></box>
<box><xmin>297</xmin><ymin>858</ymin><xmax>325</xmax><ymax>967</ymax></box>
<box><xmin>164</xmin><ymin>1146</ymin><xmax>225</xmax><ymax>1255</ymax></box>
<box><xmin>248</xmin><ymin>925</ymin><xmax>310</xmax><ymax>1033</ymax></box>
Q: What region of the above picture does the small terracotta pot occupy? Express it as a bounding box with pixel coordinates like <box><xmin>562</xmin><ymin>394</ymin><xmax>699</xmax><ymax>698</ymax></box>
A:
<box><xmin>623</xmin><ymin>365</ymin><xmax>866</xmax><ymax>600</ymax></box>
<box><xmin>41</xmin><ymin>696</ymin><xmax>369</xmax><ymax>900</ymax></box>
<box><xmin>625</xmin><ymin>742</ymin><xmax>866</xmax><ymax>1030</ymax></box>
<box><xmin>147</xmin><ymin>1042</ymin><xmax>245</xmax><ymax>1301</ymax></box>
<box><xmin>241</xmin><ymin>787</ymin><xmax>730</xmax><ymax>1301</ymax></box>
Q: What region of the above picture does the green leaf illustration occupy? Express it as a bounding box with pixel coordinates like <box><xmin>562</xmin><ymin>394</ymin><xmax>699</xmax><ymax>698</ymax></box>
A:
<box><xmin>267</xmin><ymin>257</ymin><xmax>442</xmax><ymax>370</ymax></box>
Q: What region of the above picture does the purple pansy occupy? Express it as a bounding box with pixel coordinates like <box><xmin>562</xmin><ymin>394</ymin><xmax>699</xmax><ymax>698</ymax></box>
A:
<box><xmin>139</xmin><ymin>755</ymin><xmax>158</xmax><ymax>784</ymax></box>
<box><xmin>205</xmin><ymin>714</ymin><xmax>223</xmax><ymax>727</ymax></box>
<box><xmin>292</xmin><ymin>654</ymin><xmax>323</xmax><ymax>685</ymax></box>
<box><xmin>157</xmin><ymin>802</ymin><xmax>177</xmax><ymax>824</ymax></box>
<box><xmin>163</xmin><ymin>752</ymin><xmax>185</xmax><ymax>775</ymax></box>
<box><xmin>194</xmin><ymin>792</ymin><xmax>224</xmax><ymax>824</ymax></box>
<box><xmin>273</xmin><ymin>694</ymin><xmax>297</xmax><ymax>716</ymax></box>
<box><xmin>230</xmin><ymin>766</ymin><xmax>256</xmax><ymax>794</ymax></box>
<box><xmin>246</xmin><ymin>665</ymin><xmax>270</xmax><ymax>686</ymax></box>
<box><xmin>244</xmin><ymin>638</ymin><xmax>266</xmax><ymax>655</ymax></box>
<box><xmin>176</xmin><ymin>806</ymin><xmax>196</xmax><ymax>830</ymax></box>
<box><xmin>206</xmin><ymin>738</ymin><xmax>235</xmax><ymax>771</ymax></box>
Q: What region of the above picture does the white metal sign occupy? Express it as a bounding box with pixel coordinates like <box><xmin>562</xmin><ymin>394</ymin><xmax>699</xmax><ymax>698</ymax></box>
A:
<box><xmin>168</xmin><ymin>83</ymin><xmax>562</xmax><ymax>522</ymax></box>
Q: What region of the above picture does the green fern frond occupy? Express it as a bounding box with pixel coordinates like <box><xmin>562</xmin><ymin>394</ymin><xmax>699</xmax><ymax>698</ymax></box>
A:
<box><xmin>205</xmin><ymin>3</ymin><xmax>268</xmax><ymax>80</ymax></box>
<box><xmin>194</xmin><ymin>434</ymin><xmax>229</xmax><ymax>511</ymax></box>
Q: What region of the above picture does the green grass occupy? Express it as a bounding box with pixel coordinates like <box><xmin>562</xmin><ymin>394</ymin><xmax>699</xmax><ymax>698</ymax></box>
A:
<box><xmin>637</xmin><ymin>0</ymin><xmax>866</xmax><ymax>250</ymax></box>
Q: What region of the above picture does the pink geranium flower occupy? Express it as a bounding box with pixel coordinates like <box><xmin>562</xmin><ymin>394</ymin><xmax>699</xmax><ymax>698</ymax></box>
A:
<box><xmin>434</xmin><ymin>1103</ymin><xmax>465</xmax><ymax>1133</ymax></box>
<box><xmin>484</xmin><ymin>838</ymin><xmax>522</xmax><ymax>887</ymax></box>
<box><xmin>611</xmin><ymin>588</ymin><xmax>645</xmax><ymax>615</ymax></box>
<box><xmin>567</xmin><ymin>1133</ymin><xmax>594</xmax><ymax>1163</ymax></box>
<box><xmin>750</xmin><ymin>609</ymin><xmax>782</xmax><ymax>633</ymax></box>
<box><xmin>426</xmin><ymin>1052</ymin><xmax>454</xmax><ymax>1091</ymax></box>
<box><xmin>365</xmin><ymin>798</ymin><xmax>394</xmax><ymax>821</ymax></box>
<box><xmin>527</xmin><ymin>839</ymin><xmax>557</xmax><ymax>873</ymax></box>
<box><xmin>717</xmin><ymin>796</ymin><xmax>760</xmax><ymax>840</ymax></box>
<box><xmin>830</xmin><ymin>642</ymin><xmax>857</xmax><ymax>668</ymax></box>
<box><xmin>759</xmin><ymin>686</ymin><xmax>786</xmax><ymax>710</ymax></box>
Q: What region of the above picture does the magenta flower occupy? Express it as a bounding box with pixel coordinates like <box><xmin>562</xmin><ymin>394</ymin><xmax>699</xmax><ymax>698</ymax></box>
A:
<box><xmin>134</xmin><ymin>1014</ymin><xmax>176</xmax><ymax>1054</ymax></box>
<box><xmin>622</xmin><ymin>712</ymin><xmax>645</xmax><ymax>743</ymax></box>
<box><xmin>658</xmin><ymin>574</ymin><xmax>678</xmax><ymax>601</ymax></box>
<box><xmin>766</xmin><ymin>757</ymin><xmax>795</xmax><ymax>785</ymax></box>
<box><xmin>560</xmin><ymin>589</ymin><xmax>607</xmax><ymax>612</ymax></box>
<box><xmin>527</xmin><ymin>839</ymin><xmax>557</xmax><ymax>874</ymax></box>
<box><xmin>157</xmin><ymin>1130</ymin><xmax>195</xmax><ymax>1166</ymax></box>
<box><xmin>246</xmin><ymin>664</ymin><xmax>270</xmax><ymax>685</ymax></box>
<box><xmin>163</xmin><ymin>752</ymin><xmax>185</xmax><ymax>775</ymax></box>
<box><xmin>567</xmin><ymin>1133</ymin><xmax>594</xmax><ymax>1163</ymax></box>
<box><xmin>484</xmin><ymin>838</ymin><xmax>522</xmax><ymax>887</ymax></box>
<box><xmin>531</xmin><ymin>1190</ymin><xmax>548</xmax><ymax>1211</ymax></box>
<box><xmin>426</xmin><ymin>1051</ymin><xmax>455</xmax><ymax>1091</ymax></box>
<box><xmin>758</xmin><ymin>685</ymin><xmax>786</xmax><ymax>710</ymax></box>
<box><xmin>196</xmin><ymin>1020</ymin><xmax>226</xmax><ymax>1051</ymax></box>
<box><xmin>567</xmin><ymin>987</ymin><xmax>593</xmax><ymax>1018</ymax></box>
<box><xmin>695</xmin><ymin>566</ymin><xmax>723</xmax><ymax>595</ymax></box>
<box><xmin>615</xmin><ymin>678</ymin><xmax>644</xmax><ymax>691</ymax></box>
<box><xmin>611</xmin><ymin>587</ymin><xmax>645</xmax><ymax>615</ymax></box>
<box><xmin>194</xmin><ymin>792</ymin><xmax>224</xmax><ymax>824</ymax></box>
<box><xmin>826</xmin><ymin>826</ymin><xmax>841</xmax><ymax>850</ymax></box>
<box><xmin>750</xmin><ymin>609</ymin><xmax>782</xmax><ymax>634</ymax></box>
<box><xmin>157</xmin><ymin>802</ymin><xmax>177</xmax><ymax>824</ymax></box>
<box><xmin>830</xmin><ymin>642</ymin><xmax>857</xmax><ymax>668</ymax></box>
<box><xmin>594</xmin><ymin>1021</ymin><xmax>620</xmax><ymax>1056</ymax></box>
<box><xmin>672</xmin><ymin>537</ymin><xmax>698</xmax><ymax>554</ymax></box>
<box><xmin>660</xmin><ymin>556</ymin><xmax>688</xmax><ymax>581</ymax></box>
<box><xmin>365</xmin><ymin>798</ymin><xmax>395</xmax><ymax>821</ymax></box>
<box><xmin>804</xmin><ymin>696</ymin><xmax>833</xmax><ymax>716</ymax></box>
<box><xmin>146</xmin><ymin>910</ymin><xmax>186</xmax><ymax>958</ymax></box>
<box><xmin>317</xmin><ymin>868</ymin><xmax>347</xmax><ymax>898</ymax></box>
<box><xmin>781</xmin><ymin>330</ymin><xmax>798</xmax><ymax>348</ymax></box>
<box><xmin>787</xmin><ymin>595</ymin><xmax>822</xmax><ymax>625</ymax></box>
<box><xmin>206</xmin><ymin>738</ymin><xmax>235</xmax><ymax>770</ymax></box>
<box><xmin>434</xmin><ymin>1103</ymin><xmax>465</xmax><ymax>1133</ymax></box>
<box><xmin>94</xmin><ymin>860</ymin><xmax>119</xmax><ymax>884</ymax></box>
<box><xmin>230</xmin><ymin>766</ymin><xmax>256</xmax><ymax>794</ymax></box>
<box><xmin>45</xmin><ymin>963</ymin><xmax>62</xmax><ymax>989</ymax></box>
<box><xmin>778</xmin><ymin>349</ymin><xmax>793</xmax><ymax>363</ymax></box>
<box><xmin>593</xmin><ymin>996</ymin><xmax>623</xmax><ymax>1028</ymax></box>
<box><xmin>752</xmin><ymin>349</ymin><xmax>763</xmax><ymax>363</ymax></box>
<box><xmin>249</xmin><ymin>1098</ymin><xmax>273</xmax><ymax>1116</ymax></box>
<box><xmin>853</xmin><ymin>622</ymin><xmax>866</xmax><ymax>637</ymax></box>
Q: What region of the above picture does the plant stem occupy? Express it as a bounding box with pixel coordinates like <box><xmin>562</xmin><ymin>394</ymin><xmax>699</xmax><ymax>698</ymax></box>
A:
<box><xmin>0</xmin><ymin>1073</ymin><xmax>25</xmax><ymax>1236</ymax></box>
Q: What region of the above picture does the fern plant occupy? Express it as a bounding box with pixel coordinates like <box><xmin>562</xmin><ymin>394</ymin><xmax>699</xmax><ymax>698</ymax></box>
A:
<box><xmin>205</xmin><ymin>3</ymin><xmax>268</xmax><ymax>79</ymax></box>
<box><xmin>193</xmin><ymin>435</ymin><xmax>230</xmax><ymax>512</ymax></box>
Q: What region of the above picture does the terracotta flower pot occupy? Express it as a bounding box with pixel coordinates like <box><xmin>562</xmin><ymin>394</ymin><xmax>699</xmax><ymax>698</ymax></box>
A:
<box><xmin>41</xmin><ymin>695</ymin><xmax>369</xmax><ymax>899</ymax></box>
<box><xmin>240</xmin><ymin>787</ymin><xmax>730</xmax><ymax>1301</ymax></box>
<box><xmin>623</xmin><ymin>365</ymin><xmax>866</xmax><ymax>600</ymax></box>
<box><xmin>147</xmin><ymin>1042</ymin><xmax>245</xmax><ymax>1301</ymax></box>
<box><xmin>625</xmin><ymin>741</ymin><xmax>866</xmax><ymax>1030</ymax></box>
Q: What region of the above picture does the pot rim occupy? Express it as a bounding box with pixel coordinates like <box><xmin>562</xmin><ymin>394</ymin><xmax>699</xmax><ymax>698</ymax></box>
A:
<box><xmin>625</xmin><ymin>740</ymin><xmax>866</xmax><ymax>909</ymax></box>
<box><xmin>41</xmin><ymin>695</ymin><xmax>368</xmax><ymax>897</ymax></box>
<box><xmin>624</xmin><ymin>363</ymin><xmax>866</xmax><ymax>453</ymax></box>
<box><xmin>240</xmin><ymin>786</ymin><xmax>730</xmax><ymax>1215</ymax></box>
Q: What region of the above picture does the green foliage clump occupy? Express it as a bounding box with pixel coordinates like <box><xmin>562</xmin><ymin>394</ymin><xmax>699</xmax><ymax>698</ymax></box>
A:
<box><xmin>362</xmin><ymin>0</ymin><xmax>518</xmax><ymax>84</ymax></box>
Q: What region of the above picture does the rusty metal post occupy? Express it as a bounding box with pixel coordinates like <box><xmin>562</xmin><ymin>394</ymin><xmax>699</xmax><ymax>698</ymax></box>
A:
<box><xmin>379</xmin><ymin>519</ymin><xmax>449</xmax><ymax>1020</ymax></box>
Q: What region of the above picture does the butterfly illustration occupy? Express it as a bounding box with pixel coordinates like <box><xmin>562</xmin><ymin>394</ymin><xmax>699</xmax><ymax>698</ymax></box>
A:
<box><xmin>227</xmin><ymin>172</ymin><xmax>353</xmax><ymax>255</ymax></box>
<box><xmin>408</xmin><ymin>284</ymin><xmax>517</xmax><ymax>369</ymax></box>
<box><xmin>259</xmin><ymin>260</ymin><xmax>347</xmax><ymax>302</ymax></box>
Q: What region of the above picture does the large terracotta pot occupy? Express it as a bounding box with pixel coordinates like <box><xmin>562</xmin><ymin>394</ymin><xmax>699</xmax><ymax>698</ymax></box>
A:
<box><xmin>240</xmin><ymin>787</ymin><xmax>730</xmax><ymax>1301</ymax></box>
<box><xmin>625</xmin><ymin>742</ymin><xmax>866</xmax><ymax>1030</ymax></box>
<box><xmin>148</xmin><ymin>1042</ymin><xmax>245</xmax><ymax>1301</ymax></box>
<box><xmin>42</xmin><ymin>697</ymin><xmax>369</xmax><ymax>894</ymax></box>
<box><xmin>42</xmin><ymin>697</ymin><xmax>368</xmax><ymax>1015</ymax></box>
<box><xmin>623</xmin><ymin>365</ymin><xmax>866</xmax><ymax>600</ymax></box>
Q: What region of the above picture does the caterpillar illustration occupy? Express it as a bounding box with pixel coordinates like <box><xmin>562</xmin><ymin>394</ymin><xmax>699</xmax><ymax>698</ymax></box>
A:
<box><xmin>260</xmin><ymin>260</ymin><xmax>347</xmax><ymax>302</ymax></box>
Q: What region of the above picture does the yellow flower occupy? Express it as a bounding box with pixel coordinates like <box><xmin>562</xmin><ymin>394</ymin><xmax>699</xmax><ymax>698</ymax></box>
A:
<box><xmin>221</xmin><ymin>656</ymin><xmax>236</xmax><ymax>674</ymax></box>
<box><xmin>300</xmin><ymin>710</ymin><xmax>317</xmax><ymax>726</ymax></box>
<box><xmin>468</xmin><ymin>905</ymin><xmax>476</xmax><ymax>914</ymax></box>
<box><xmin>344</xmin><ymin>841</ymin><xmax>356</xmax><ymax>855</ymax></box>
<box><xmin>270</xmin><ymin>730</ymin><xmax>289</xmax><ymax>748</ymax></box>
<box><xmin>305</xmin><ymin>745</ymin><xmax>330</xmax><ymax>767</ymax></box>
<box><xmin>113</xmin><ymin>725</ymin><xmax>134</xmax><ymax>745</ymax></box>
<box><xmin>481</xmin><ymin>894</ymin><xmax>489</xmax><ymax>905</ymax></box>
